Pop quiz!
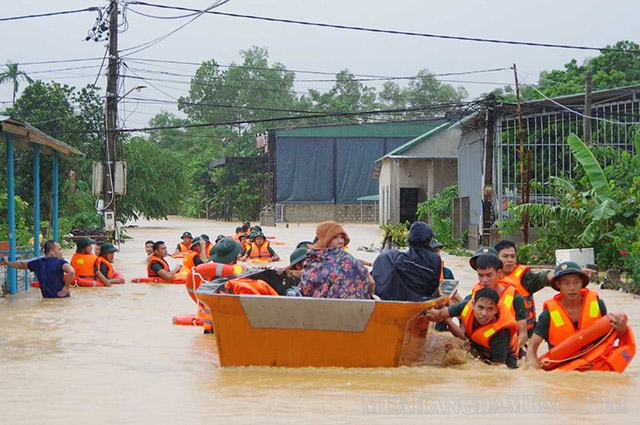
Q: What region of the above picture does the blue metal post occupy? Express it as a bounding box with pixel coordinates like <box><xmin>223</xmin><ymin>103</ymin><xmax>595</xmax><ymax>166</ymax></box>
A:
<box><xmin>52</xmin><ymin>152</ymin><xmax>59</xmax><ymax>241</ymax></box>
<box><xmin>33</xmin><ymin>145</ymin><xmax>40</xmax><ymax>258</ymax></box>
<box><xmin>6</xmin><ymin>134</ymin><xmax>17</xmax><ymax>294</ymax></box>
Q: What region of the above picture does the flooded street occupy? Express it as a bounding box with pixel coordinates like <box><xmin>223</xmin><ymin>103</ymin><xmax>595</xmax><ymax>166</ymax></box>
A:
<box><xmin>1</xmin><ymin>216</ymin><xmax>639</xmax><ymax>424</ymax></box>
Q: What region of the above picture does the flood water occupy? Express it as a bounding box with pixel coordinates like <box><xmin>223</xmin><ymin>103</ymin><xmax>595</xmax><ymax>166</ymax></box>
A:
<box><xmin>1</xmin><ymin>217</ymin><xmax>639</xmax><ymax>424</ymax></box>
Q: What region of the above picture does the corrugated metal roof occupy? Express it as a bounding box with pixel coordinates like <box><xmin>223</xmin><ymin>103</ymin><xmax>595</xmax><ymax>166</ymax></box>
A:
<box><xmin>0</xmin><ymin>115</ymin><xmax>83</xmax><ymax>158</ymax></box>
<box><xmin>274</xmin><ymin>119</ymin><xmax>448</xmax><ymax>138</ymax></box>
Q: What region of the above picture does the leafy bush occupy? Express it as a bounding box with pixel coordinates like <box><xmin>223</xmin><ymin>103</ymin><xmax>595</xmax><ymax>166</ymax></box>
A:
<box><xmin>416</xmin><ymin>184</ymin><xmax>466</xmax><ymax>248</ymax></box>
<box><xmin>380</xmin><ymin>222</ymin><xmax>409</xmax><ymax>248</ymax></box>
<box><xmin>499</xmin><ymin>133</ymin><xmax>640</xmax><ymax>288</ymax></box>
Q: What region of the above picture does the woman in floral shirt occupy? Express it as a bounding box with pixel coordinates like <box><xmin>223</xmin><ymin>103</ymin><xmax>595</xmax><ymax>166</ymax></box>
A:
<box><xmin>300</xmin><ymin>221</ymin><xmax>375</xmax><ymax>299</ymax></box>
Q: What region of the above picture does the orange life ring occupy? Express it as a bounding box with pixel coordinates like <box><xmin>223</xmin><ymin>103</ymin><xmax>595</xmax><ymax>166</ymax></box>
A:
<box><xmin>172</xmin><ymin>314</ymin><xmax>204</xmax><ymax>326</ymax></box>
<box><xmin>542</xmin><ymin>314</ymin><xmax>636</xmax><ymax>372</ymax></box>
<box><xmin>269</xmin><ymin>240</ymin><xmax>285</xmax><ymax>245</ymax></box>
<box><xmin>185</xmin><ymin>262</ymin><xmax>243</xmax><ymax>303</ymax></box>
<box><xmin>172</xmin><ymin>252</ymin><xmax>187</xmax><ymax>259</ymax></box>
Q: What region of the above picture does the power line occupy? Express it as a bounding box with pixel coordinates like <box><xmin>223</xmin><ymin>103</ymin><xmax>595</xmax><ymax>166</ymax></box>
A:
<box><xmin>129</xmin><ymin>1</ymin><xmax>640</xmax><ymax>53</ymax></box>
<box><xmin>0</xmin><ymin>7</ymin><xmax>100</xmax><ymax>22</ymax></box>
<box><xmin>53</xmin><ymin>103</ymin><xmax>473</xmax><ymax>134</ymax></box>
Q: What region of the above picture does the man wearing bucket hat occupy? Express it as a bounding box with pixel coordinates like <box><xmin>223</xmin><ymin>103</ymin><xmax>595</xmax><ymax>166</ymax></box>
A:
<box><xmin>526</xmin><ymin>261</ymin><xmax>629</xmax><ymax>368</ymax></box>
<box><xmin>70</xmin><ymin>236</ymin><xmax>98</xmax><ymax>280</ymax></box>
<box><xmin>94</xmin><ymin>243</ymin><xmax>125</xmax><ymax>286</ymax></box>
<box><xmin>173</xmin><ymin>232</ymin><xmax>193</xmax><ymax>255</ymax></box>
<box><xmin>430</xmin><ymin>239</ymin><xmax>455</xmax><ymax>280</ymax></box>
<box><xmin>209</xmin><ymin>238</ymin><xmax>243</xmax><ymax>265</ymax></box>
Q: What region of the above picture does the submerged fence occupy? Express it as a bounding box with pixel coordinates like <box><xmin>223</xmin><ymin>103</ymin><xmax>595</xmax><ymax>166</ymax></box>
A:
<box><xmin>494</xmin><ymin>89</ymin><xmax>640</xmax><ymax>222</ymax></box>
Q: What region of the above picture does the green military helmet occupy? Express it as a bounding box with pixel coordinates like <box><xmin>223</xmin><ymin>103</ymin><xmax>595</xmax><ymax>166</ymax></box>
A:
<box><xmin>469</xmin><ymin>246</ymin><xmax>499</xmax><ymax>270</ymax></box>
<box><xmin>551</xmin><ymin>261</ymin><xmax>589</xmax><ymax>291</ymax></box>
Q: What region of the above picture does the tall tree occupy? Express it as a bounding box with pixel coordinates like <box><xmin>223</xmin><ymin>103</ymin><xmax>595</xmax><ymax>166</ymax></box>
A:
<box><xmin>0</xmin><ymin>61</ymin><xmax>34</xmax><ymax>104</ymax></box>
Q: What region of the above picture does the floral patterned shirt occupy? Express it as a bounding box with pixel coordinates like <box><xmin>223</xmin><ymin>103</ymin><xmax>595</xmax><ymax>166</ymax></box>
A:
<box><xmin>300</xmin><ymin>247</ymin><xmax>371</xmax><ymax>299</ymax></box>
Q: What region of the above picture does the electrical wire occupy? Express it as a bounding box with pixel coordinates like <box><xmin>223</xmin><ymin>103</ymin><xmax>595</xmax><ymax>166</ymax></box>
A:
<box><xmin>515</xmin><ymin>70</ymin><xmax>640</xmax><ymax>125</ymax></box>
<box><xmin>51</xmin><ymin>101</ymin><xmax>474</xmax><ymax>135</ymax></box>
<box><xmin>0</xmin><ymin>7</ymin><xmax>101</xmax><ymax>22</ymax></box>
<box><xmin>119</xmin><ymin>1</ymin><xmax>231</xmax><ymax>57</ymax></box>
<box><xmin>128</xmin><ymin>1</ymin><xmax>640</xmax><ymax>53</ymax></box>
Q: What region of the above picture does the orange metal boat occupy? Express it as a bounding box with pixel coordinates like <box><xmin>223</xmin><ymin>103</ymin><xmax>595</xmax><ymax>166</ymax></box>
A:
<box><xmin>197</xmin><ymin>280</ymin><xmax>457</xmax><ymax>368</ymax></box>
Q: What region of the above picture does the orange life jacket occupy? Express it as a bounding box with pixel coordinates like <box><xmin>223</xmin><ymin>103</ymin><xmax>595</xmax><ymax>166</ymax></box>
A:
<box><xmin>177</xmin><ymin>242</ymin><xmax>189</xmax><ymax>253</ymax></box>
<box><xmin>471</xmin><ymin>282</ymin><xmax>518</xmax><ymax>319</ymax></box>
<box><xmin>505</xmin><ymin>264</ymin><xmax>537</xmax><ymax>331</ymax></box>
<box><xmin>249</xmin><ymin>241</ymin><xmax>271</xmax><ymax>259</ymax></box>
<box><xmin>439</xmin><ymin>259</ymin><xmax>445</xmax><ymax>283</ymax></box>
<box><xmin>147</xmin><ymin>254</ymin><xmax>170</xmax><ymax>277</ymax></box>
<box><xmin>460</xmin><ymin>299</ymin><xmax>519</xmax><ymax>358</ymax></box>
<box><xmin>205</xmin><ymin>242</ymin><xmax>212</xmax><ymax>258</ymax></box>
<box><xmin>183</xmin><ymin>251</ymin><xmax>201</xmax><ymax>270</ymax></box>
<box><xmin>225</xmin><ymin>277</ymin><xmax>278</xmax><ymax>296</ymax></box>
<box><xmin>95</xmin><ymin>256</ymin><xmax>114</xmax><ymax>279</ymax></box>
<box><xmin>70</xmin><ymin>253</ymin><xmax>97</xmax><ymax>278</ymax></box>
<box><xmin>543</xmin><ymin>288</ymin><xmax>602</xmax><ymax>348</ymax></box>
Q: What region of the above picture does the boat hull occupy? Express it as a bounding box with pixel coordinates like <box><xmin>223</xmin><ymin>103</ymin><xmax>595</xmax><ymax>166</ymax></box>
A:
<box><xmin>198</xmin><ymin>282</ymin><xmax>456</xmax><ymax>368</ymax></box>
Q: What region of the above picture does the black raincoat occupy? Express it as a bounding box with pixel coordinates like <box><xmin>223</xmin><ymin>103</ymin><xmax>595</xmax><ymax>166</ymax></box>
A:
<box><xmin>372</xmin><ymin>221</ymin><xmax>442</xmax><ymax>301</ymax></box>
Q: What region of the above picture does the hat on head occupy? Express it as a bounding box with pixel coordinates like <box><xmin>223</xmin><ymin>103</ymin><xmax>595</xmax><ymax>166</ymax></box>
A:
<box><xmin>201</xmin><ymin>234</ymin><xmax>210</xmax><ymax>242</ymax></box>
<box><xmin>99</xmin><ymin>243</ymin><xmax>118</xmax><ymax>255</ymax></box>
<box><xmin>76</xmin><ymin>236</ymin><xmax>97</xmax><ymax>250</ymax></box>
<box><xmin>289</xmin><ymin>248</ymin><xmax>308</xmax><ymax>267</ymax></box>
<box><xmin>238</xmin><ymin>233</ymin><xmax>249</xmax><ymax>240</ymax></box>
<box><xmin>252</xmin><ymin>225</ymin><xmax>263</xmax><ymax>232</ymax></box>
<box><xmin>210</xmin><ymin>238</ymin><xmax>242</xmax><ymax>264</ymax></box>
<box><xmin>242</xmin><ymin>221</ymin><xmax>251</xmax><ymax>227</ymax></box>
<box><xmin>190</xmin><ymin>236</ymin><xmax>202</xmax><ymax>249</ymax></box>
<box><xmin>181</xmin><ymin>232</ymin><xmax>193</xmax><ymax>239</ymax></box>
<box><xmin>551</xmin><ymin>261</ymin><xmax>589</xmax><ymax>291</ymax></box>
<box><xmin>248</xmin><ymin>231</ymin><xmax>258</xmax><ymax>242</ymax></box>
<box><xmin>215</xmin><ymin>234</ymin><xmax>225</xmax><ymax>243</ymax></box>
<box><xmin>430</xmin><ymin>239</ymin><xmax>444</xmax><ymax>250</ymax></box>
<box><xmin>253</xmin><ymin>232</ymin><xmax>266</xmax><ymax>240</ymax></box>
<box><xmin>235</xmin><ymin>226</ymin><xmax>242</xmax><ymax>233</ymax></box>
<box><xmin>469</xmin><ymin>246</ymin><xmax>499</xmax><ymax>270</ymax></box>
<box><xmin>313</xmin><ymin>221</ymin><xmax>350</xmax><ymax>249</ymax></box>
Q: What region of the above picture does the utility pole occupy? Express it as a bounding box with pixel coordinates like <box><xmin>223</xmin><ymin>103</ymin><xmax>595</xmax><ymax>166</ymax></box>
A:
<box><xmin>104</xmin><ymin>0</ymin><xmax>119</xmax><ymax>242</ymax></box>
<box><xmin>482</xmin><ymin>96</ymin><xmax>496</xmax><ymax>246</ymax></box>
<box><xmin>513</xmin><ymin>64</ymin><xmax>528</xmax><ymax>244</ymax></box>
<box><xmin>584</xmin><ymin>70</ymin><xmax>592</xmax><ymax>144</ymax></box>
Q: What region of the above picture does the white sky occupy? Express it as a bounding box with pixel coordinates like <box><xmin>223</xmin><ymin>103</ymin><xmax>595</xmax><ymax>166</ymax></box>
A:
<box><xmin>1</xmin><ymin>0</ymin><xmax>637</xmax><ymax>130</ymax></box>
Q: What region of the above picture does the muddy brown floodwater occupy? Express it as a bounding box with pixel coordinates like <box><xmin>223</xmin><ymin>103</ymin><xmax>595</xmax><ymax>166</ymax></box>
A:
<box><xmin>1</xmin><ymin>216</ymin><xmax>638</xmax><ymax>424</ymax></box>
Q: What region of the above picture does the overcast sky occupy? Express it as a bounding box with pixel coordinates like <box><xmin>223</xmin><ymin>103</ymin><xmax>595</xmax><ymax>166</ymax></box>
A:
<box><xmin>1</xmin><ymin>0</ymin><xmax>637</xmax><ymax>129</ymax></box>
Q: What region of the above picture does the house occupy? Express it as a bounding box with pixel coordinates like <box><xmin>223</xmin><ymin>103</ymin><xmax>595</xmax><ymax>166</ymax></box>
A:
<box><xmin>372</xmin><ymin>121</ymin><xmax>459</xmax><ymax>224</ymax></box>
<box><xmin>266</xmin><ymin>119</ymin><xmax>448</xmax><ymax>223</ymax></box>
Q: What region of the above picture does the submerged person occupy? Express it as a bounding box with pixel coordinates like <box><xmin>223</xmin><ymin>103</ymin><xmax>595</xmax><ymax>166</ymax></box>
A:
<box><xmin>148</xmin><ymin>241</ymin><xmax>182</xmax><ymax>280</ymax></box>
<box><xmin>173</xmin><ymin>232</ymin><xmax>193</xmax><ymax>256</ymax></box>
<box><xmin>70</xmin><ymin>236</ymin><xmax>97</xmax><ymax>280</ymax></box>
<box><xmin>495</xmin><ymin>240</ymin><xmax>553</xmax><ymax>337</ymax></box>
<box><xmin>428</xmin><ymin>287</ymin><xmax>519</xmax><ymax>368</ymax></box>
<box><xmin>183</xmin><ymin>236</ymin><xmax>208</xmax><ymax>269</ymax></box>
<box><xmin>1</xmin><ymin>240</ymin><xmax>75</xmax><ymax>298</ymax></box>
<box><xmin>94</xmin><ymin>243</ymin><xmax>126</xmax><ymax>286</ymax></box>
<box><xmin>143</xmin><ymin>240</ymin><xmax>154</xmax><ymax>263</ymax></box>
<box><xmin>239</xmin><ymin>232</ymin><xmax>280</xmax><ymax>262</ymax></box>
<box><xmin>300</xmin><ymin>221</ymin><xmax>375</xmax><ymax>299</ymax></box>
<box><xmin>526</xmin><ymin>261</ymin><xmax>627</xmax><ymax>368</ymax></box>
<box><xmin>372</xmin><ymin>221</ymin><xmax>441</xmax><ymax>301</ymax></box>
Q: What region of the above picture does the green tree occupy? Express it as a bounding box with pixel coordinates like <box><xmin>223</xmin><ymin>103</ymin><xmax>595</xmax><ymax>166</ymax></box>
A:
<box><xmin>117</xmin><ymin>136</ymin><xmax>186</xmax><ymax>221</ymax></box>
<box><xmin>536</xmin><ymin>40</ymin><xmax>640</xmax><ymax>97</ymax></box>
<box><xmin>0</xmin><ymin>61</ymin><xmax>34</xmax><ymax>104</ymax></box>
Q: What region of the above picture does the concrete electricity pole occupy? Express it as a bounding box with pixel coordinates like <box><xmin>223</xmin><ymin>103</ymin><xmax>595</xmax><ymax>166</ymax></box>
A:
<box><xmin>104</xmin><ymin>0</ymin><xmax>119</xmax><ymax>242</ymax></box>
